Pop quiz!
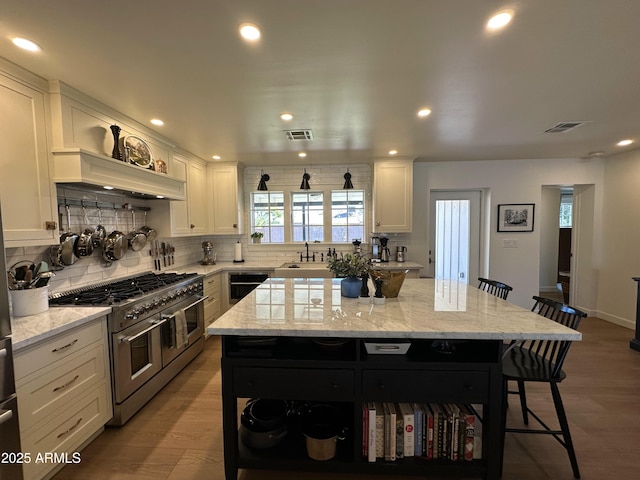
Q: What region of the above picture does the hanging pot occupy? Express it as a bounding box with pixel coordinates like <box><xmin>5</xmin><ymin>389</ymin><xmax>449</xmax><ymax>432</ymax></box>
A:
<box><xmin>138</xmin><ymin>210</ymin><xmax>157</xmax><ymax>242</ymax></box>
<box><xmin>57</xmin><ymin>204</ymin><xmax>79</xmax><ymax>266</ymax></box>
<box><xmin>102</xmin><ymin>208</ymin><xmax>127</xmax><ymax>263</ymax></box>
<box><xmin>92</xmin><ymin>205</ymin><xmax>107</xmax><ymax>248</ymax></box>
<box><xmin>126</xmin><ymin>209</ymin><xmax>147</xmax><ymax>252</ymax></box>
<box><xmin>75</xmin><ymin>205</ymin><xmax>95</xmax><ymax>257</ymax></box>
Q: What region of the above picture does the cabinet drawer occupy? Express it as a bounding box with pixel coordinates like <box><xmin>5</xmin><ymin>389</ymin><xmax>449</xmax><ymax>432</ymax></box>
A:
<box><xmin>234</xmin><ymin>368</ymin><xmax>354</xmax><ymax>400</ymax></box>
<box><xmin>15</xmin><ymin>320</ymin><xmax>105</xmax><ymax>379</ymax></box>
<box><xmin>17</xmin><ymin>342</ymin><xmax>107</xmax><ymax>434</ymax></box>
<box><xmin>204</xmin><ymin>274</ymin><xmax>221</xmax><ymax>294</ymax></box>
<box><xmin>21</xmin><ymin>382</ymin><xmax>111</xmax><ymax>480</ymax></box>
<box><xmin>362</xmin><ymin>369</ymin><xmax>489</xmax><ymax>402</ymax></box>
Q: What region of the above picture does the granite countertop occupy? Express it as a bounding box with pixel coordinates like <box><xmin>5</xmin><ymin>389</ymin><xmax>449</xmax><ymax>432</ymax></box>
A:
<box><xmin>207</xmin><ymin>278</ymin><xmax>581</xmax><ymax>341</ymax></box>
<box><xmin>10</xmin><ymin>306</ymin><xmax>112</xmax><ymax>351</ymax></box>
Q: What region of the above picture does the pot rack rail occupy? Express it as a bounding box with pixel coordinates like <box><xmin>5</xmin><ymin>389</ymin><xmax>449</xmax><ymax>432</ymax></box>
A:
<box><xmin>58</xmin><ymin>199</ymin><xmax>151</xmax><ymax>212</ymax></box>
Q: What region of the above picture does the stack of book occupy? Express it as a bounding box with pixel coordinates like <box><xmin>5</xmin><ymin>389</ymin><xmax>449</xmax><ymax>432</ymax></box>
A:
<box><xmin>362</xmin><ymin>402</ymin><xmax>483</xmax><ymax>462</ymax></box>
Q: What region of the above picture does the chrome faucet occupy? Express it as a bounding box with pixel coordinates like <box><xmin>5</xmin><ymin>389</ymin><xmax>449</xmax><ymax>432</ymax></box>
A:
<box><xmin>304</xmin><ymin>242</ymin><xmax>310</xmax><ymax>261</ymax></box>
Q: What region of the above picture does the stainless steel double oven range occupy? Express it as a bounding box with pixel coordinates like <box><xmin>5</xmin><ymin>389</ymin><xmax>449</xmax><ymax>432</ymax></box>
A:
<box><xmin>49</xmin><ymin>272</ymin><xmax>206</xmax><ymax>425</ymax></box>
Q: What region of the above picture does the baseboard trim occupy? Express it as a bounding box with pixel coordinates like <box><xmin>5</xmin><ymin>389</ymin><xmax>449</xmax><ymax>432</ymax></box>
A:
<box><xmin>592</xmin><ymin>310</ymin><xmax>634</xmax><ymax>330</ymax></box>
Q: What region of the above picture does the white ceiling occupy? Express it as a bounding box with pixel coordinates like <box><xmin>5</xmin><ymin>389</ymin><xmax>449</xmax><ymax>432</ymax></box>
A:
<box><xmin>2</xmin><ymin>0</ymin><xmax>640</xmax><ymax>166</ymax></box>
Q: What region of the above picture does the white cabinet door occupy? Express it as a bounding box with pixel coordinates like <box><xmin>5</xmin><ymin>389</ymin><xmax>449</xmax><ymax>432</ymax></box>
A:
<box><xmin>185</xmin><ymin>159</ymin><xmax>208</xmax><ymax>234</ymax></box>
<box><xmin>0</xmin><ymin>74</ymin><xmax>58</xmax><ymax>246</ymax></box>
<box><xmin>208</xmin><ymin>163</ymin><xmax>243</xmax><ymax>234</ymax></box>
<box><xmin>156</xmin><ymin>155</ymin><xmax>208</xmax><ymax>236</ymax></box>
<box><xmin>372</xmin><ymin>160</ymin><xmax>413</xmax><ymax>232</ymax></box>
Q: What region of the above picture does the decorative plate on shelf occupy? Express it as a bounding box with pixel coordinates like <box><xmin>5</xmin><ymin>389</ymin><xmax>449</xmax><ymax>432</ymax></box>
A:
<box><xmin>124</xmin><ymin>135</ymin><xmax>153</xmax><ymax>168</ymax></box>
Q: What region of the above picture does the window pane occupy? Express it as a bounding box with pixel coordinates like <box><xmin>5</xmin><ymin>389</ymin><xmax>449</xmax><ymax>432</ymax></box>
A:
<box><xmin>250</xmin><ymin>192</ymin><xmax>285</xmax><ymax>243</ymax></box>
<box><xmin>559</xmin><ymin>194</ymin><xmax>572</xmax><ymax>228</ymax></box>
<box><xmin>292</xmin><ymin>192</ymin><xmax>324</xmax><ymax>242</ymax></box>
<box><xmin>331</xmin><ymin>190</ymin><xmax>365</xmax><ymax>242</ymax></box>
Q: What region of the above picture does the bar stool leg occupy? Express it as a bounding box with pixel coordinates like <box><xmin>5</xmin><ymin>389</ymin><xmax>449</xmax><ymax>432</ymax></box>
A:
<box><xmin>551</xmin><ymin>382</ymin><xmax>580</xmax><ymax>478</ymax></box>
<box><xmin>517</xmin><ymin>380</ymin><xmax>529</xmax><ymax>424</ymax></box>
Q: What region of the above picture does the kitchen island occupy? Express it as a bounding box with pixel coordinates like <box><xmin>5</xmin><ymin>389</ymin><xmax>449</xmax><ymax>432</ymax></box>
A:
<box><xmin>208</xmin><ymin>278</ymin><xmax>580</xmax><ymax>480</ymax></box>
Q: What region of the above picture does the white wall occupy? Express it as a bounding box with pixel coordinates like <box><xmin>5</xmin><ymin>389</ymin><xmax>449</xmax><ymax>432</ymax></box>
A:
<box><xmin>410</xmin><ymin>158</ymin><xmax>605</xmax><ymax>309</ymax></box>
<box><xmin>597</xmin><ymin>149</ymin><xmax>640</xmax><ymax>327</ymax></box>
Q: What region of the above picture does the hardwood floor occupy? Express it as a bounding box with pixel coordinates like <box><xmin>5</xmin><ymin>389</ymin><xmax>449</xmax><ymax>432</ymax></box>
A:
<box><xmin>53</xmin><ymin>317</ymin><xmax>640</xmax><ymax>480</ymax></box>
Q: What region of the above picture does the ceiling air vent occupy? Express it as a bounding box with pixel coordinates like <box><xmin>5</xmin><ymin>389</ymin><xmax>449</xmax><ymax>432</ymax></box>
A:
<box><xmin>284</xmin><ymin>129</ymin><xmax>313</xmax><ymax>141</ymax></box>
<box><xmin>543</xmin><ymin>122</ymin><xmax>588</xmax><ymax>133</ymax></box>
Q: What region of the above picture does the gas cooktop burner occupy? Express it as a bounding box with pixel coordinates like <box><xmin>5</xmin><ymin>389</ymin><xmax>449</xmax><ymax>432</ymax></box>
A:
<box><xmin>49</xmin><ymin>272</ymin><xmax>199</xmax><ymax>306</ymax></box>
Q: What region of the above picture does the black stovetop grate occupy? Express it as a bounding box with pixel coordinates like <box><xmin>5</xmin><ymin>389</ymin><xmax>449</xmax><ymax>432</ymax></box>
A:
<box><xmin>49</xmin><ymin>272</ymin><xmax>198</xmax><ymax>306</ymax></box>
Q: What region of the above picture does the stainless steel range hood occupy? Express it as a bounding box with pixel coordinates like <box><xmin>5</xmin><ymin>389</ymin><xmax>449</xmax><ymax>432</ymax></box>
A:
<box><xmin>52</xmin><ymin>148</ymin><xmax>186</xmax><ymax>200</ymax></box>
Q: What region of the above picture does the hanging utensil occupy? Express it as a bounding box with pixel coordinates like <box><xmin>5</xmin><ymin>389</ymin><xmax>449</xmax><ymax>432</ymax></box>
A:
<box><xmin>126</xmin><ymin>208</ymin><xmax>147</xmax><ymax>252</ymax></box>
<box><xmin>59</xmin><ymin>204</ymin><xmax>80</xmax><ymax>266</ymax></box>
<box><xmin>102</xmin><ymin>206</ymin><xmax>127</xmax><ymax>263</ymax></box>
<box><xmin>138</xmin><ymin>210</ymin><xmax>157</xmax><ymax>242</ymax></box>
<box><xmin>92</xmin><ymin>204</ymin><xmax>107</xmax><ymax>248</ymax></box>
<box><xmin>75</xmin><ymin>204</ymin><xmax>95</xmax><ymax>257</ymax></box>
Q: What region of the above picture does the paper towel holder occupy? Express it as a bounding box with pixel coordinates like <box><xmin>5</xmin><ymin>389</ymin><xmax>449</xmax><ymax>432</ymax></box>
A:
<box><xmin>233</xmin><ymin>240</ymin><xmax>245</xmax><ymax>263</ymax></box>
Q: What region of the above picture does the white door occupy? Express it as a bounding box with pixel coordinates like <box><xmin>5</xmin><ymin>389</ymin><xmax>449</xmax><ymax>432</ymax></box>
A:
<box><xmin>429</xmin><ymin>191</ymin><xmax>482</xmax><ymax>283</ymax></box>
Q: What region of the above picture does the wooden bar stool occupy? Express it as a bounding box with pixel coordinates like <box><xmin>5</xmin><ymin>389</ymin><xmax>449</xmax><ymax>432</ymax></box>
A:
<box><xmin>502</xmin><ymin>296</ymin><xmax>587</xmax><ymax>478</ymax></box>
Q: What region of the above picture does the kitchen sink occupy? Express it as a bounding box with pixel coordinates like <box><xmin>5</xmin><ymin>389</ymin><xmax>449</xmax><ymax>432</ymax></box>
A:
<box><xmin>273</xmin><ymin>262</ymin><xmax>334</xmax><ymax>278</ymax></box>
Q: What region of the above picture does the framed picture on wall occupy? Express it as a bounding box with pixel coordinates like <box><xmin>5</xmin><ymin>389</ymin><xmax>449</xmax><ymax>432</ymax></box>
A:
<box><xmin>497</xmin><ymin>203</ymin><xmax>535</xmax><ymax>232</ymax></box>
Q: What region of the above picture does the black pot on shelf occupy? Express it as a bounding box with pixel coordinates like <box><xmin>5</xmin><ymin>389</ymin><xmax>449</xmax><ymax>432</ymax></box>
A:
<box><xmin>241</xmin><ymin>398</ymin><xmax>289</xmax><ymax>431</ymax></box>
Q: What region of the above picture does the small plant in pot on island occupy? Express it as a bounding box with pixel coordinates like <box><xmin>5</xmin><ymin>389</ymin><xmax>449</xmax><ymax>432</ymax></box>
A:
<box><xmin>250</xmin><ymin>232</ymin><xmax>264</xmax><ymax>243</ymax></box>
<box><xmin>328</xmin><ymin>252</ymin><xmax>369</xmax><ymax>298</ymax></box>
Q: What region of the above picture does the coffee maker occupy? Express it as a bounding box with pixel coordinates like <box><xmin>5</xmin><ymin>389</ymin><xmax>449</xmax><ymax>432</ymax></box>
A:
<box><xmin>370</xmin><ymin>235</ymin><xmax>381</xmax><ymax>262</ymax></box>
<box><xmin>379</xmin><ymin>237</ymin><xmax>390</xmax><ymax>262</ymax></box>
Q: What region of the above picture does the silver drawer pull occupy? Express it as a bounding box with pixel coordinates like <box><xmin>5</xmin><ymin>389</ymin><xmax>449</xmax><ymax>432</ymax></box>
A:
<box><xmin>53</xmin><ymin>375</ymin><xmax>80</xmax><ymax>392</ymax></box>
<box><xmin>375</xmin><ymin>345</ymin><xmax>400</xmax><ymax>350</ymax></box>
<box><xmin>52</xmin><ymin>339</ymin><xmax>78</xmax><ymax>353</ymax></box>
<box><xmin>57</xmin><ymin>417</ymin><xmax>82</xmax><ymax>438</ymax></box>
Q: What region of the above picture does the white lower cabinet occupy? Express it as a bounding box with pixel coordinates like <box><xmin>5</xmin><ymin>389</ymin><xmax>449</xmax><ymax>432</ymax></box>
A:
<box><xmin>203</xmin><ymin>273</ymin><xmax>222</xmax><ymax>335</ymax></box>
<box><xmin>15</xmin><ymin>318</ymin><xmax>113</xmax><ymax>480</ymax></box>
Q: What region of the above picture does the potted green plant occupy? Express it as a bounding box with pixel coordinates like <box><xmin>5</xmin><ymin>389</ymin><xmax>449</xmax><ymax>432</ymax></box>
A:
<box><xmin>328</xmin><ymin>252</ymin><xmax>369</xmax><ymax>297</ymax></box>
<box><xmin>250</xmin><ymin>232</ymin><xmax>264</xmax><ymax>244</ymax></box>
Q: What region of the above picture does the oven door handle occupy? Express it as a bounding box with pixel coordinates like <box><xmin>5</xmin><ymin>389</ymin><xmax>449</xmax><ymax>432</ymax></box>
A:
<box><xmin>169</xmin><ymin>295</ymin><xmax>208</xmax><ymax>314</ymax></box>
<box><xmin>120</xmin><ymin>319</ymin><xmax>167</xmax><ymax>344</ymax></box>
<box><xmin>160</xmin><ymin>295</ymin><xmax>209</xmax><ymax>322</ymax></box>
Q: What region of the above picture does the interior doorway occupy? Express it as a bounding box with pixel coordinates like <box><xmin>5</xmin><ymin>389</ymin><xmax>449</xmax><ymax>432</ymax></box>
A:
<box><xmin>428</xmin><ymin>190</ymin><xmax>482</xmax><ymax>283</ymax></box>
<box><xmin>540</xmin><ymin>184</ymin><xmax>597</xmax><ymax>311</ymax></box>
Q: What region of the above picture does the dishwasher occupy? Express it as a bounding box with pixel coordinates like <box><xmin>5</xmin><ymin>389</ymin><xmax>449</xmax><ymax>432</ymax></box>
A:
<box><xmin>228</xmin><ymin>272</ymin><xmax>270</xmax><ymax>304</ymax></box>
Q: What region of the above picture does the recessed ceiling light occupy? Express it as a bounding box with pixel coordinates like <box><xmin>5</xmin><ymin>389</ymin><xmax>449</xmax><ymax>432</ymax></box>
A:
<box><xmin>12</xmin><ymin>37</ymin><xmax>41</xmax><ymax>52</ymax></box>
<box><xmin>389</xmin><ymin>150</ymin><xmax>398</xmax><ymax>155</ymax></box>
<box><xmin>487</xmin><ymin>10</ymin><xmax>513</xmax><ymax>31</ymax></box>
<box><xmin>212</xmin><ymin>155</ymin><xmax>221</xmax><ymax>160</ymax></box>
<box><xmin>298</xmin><ymin>152</ymin><xmax>307</xmax><ymax>158</ymax></box>
<box><xmin>103</xmin><ymin>186</ymin><xmax>114</xmax><ymax>190</ymax></box>
<box><xmin>617</xmin><ymin>139</ymin><xmax>634</xmax><ymax>146</ymax></box>
<box><xmin>150</xmin><ymin>119</ymin><xmax>164</xmax><ymax>126</ymax></box>
<box><xmin>239</xmin><ymin>23</ymin><xmax>261</xmax><ymax>41</ymax></box>
<box><xmin>280</xmin><ymin>113</ymin><xmax>293</xmax><ymax>121</ymax></box>
<box><xmin>156</xmin><ymin>195</ymin><xmax>165</xmax><ymax>199</ymax></box>
<box><xmin>417</xmin><ymin>108</ymin><xmax>431</xmax><ymax>118</ymax></box>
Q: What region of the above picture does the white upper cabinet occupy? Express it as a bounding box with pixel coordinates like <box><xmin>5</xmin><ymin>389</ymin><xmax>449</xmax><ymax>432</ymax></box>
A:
<box><xmin>208</xmin><ymin>163</ymin><xmax>244</xmax><ymax>235</ymax></box>
<box><xmin>372</xmin><ymin>159</ymin><xmax>413</xmax><ymax>233</ymax></box>
<box><xmin>153</xmin><ymin>154</ymin><xmax>208</xmax><ymax>236</ymax></box>
<box><xmin>0</xmin><ymin>71</ymin><xmax>58</xmax><ymax>246</ymax></box>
